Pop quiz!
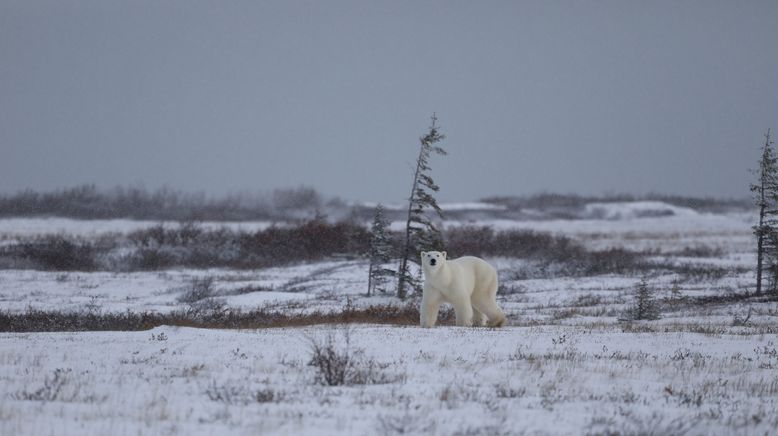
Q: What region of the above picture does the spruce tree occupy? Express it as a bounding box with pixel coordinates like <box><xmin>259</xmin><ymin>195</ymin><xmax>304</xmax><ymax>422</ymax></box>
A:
<box><xmin>669</xmin><ymin>278</ymin><xmax>682</xmax><ymax>305</ymax></box>
<box><xmin>627</xmin><ymin>277</ymin><xmax>660</xmax><ymax>320</ymax></box>
<box><xmin>751</xmin><ymin>129</ymin><xmax>778</xmax><ymax>295</ymax></box>
<box><xmin>367</xmin><ymin>204</ymin><xmax>394</xmax><ymax>296</ymax></box>
<box><xmin>396</xmin><ymin>115</ymin><xmax>447</xmax><ymax>299</ymax></box>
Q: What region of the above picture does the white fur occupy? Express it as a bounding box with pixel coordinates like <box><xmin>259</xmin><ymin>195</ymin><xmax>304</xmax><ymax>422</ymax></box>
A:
<box><xmin>419</xmin><ymin>251</ymin><xmax>506</xmax><ymax>328</ymax></box>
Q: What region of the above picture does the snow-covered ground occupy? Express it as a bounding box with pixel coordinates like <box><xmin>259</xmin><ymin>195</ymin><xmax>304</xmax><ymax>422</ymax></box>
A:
<box><xmin>0</xmin><ymin>202</ymin><xmax>774</xmax><ymax>435</ymax></box>
<box><xmin>0</xmin><ymin>261</ymin><xmax>370</xmax><ymax>314</ymax></box>
<box><xmin>1</xmin><ymin>325</ymin><xmax>776</xmax><ymax>435</ymax></box>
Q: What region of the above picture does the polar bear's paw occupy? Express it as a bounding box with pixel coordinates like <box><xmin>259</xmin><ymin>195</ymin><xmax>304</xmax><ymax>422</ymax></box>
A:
<box><xmin>487</xmin><ymin>314</ymin><xmax>506</xmax><ymax>328</ymax></box>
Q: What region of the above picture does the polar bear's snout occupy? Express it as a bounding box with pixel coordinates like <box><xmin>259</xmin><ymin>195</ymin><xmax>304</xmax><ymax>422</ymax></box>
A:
<box><xmin>421</xmin><ymin>251</ymin><xmax>446</xmax><ymax>269</ymax></box>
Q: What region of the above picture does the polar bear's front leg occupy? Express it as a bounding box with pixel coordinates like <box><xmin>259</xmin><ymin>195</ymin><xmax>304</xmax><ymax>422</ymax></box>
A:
<box><xmin>472</xmin><ymin>308</ymin><xmax>485</xmax><ymax>327</ymax></box>
<box><xmin>420</xmin><ymin>288</ymin><xmax>443</xmax><ymax>328</ymax></box>
<box><xmin>450</xmin><ymin>293</ymin><xmax>474</xmax><ymax>327</ymax></box>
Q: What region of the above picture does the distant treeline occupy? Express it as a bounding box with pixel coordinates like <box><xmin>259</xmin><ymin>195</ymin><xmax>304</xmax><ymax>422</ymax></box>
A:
<box><xmin>0</xmin><ymin>185</ymin><xmax>750</xmax><ymax>221</ymax></box>
<box><xmin>0</xmin><ymin>185</ymin><xmax>343</xmax><ymax>221</ymax></box>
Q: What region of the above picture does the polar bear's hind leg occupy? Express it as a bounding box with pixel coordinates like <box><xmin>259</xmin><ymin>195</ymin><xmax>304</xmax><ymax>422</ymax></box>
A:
<box><xmin>472</xmin><ymin>275</ymin><xmax>506</xmax><ymax>327</ymax></box>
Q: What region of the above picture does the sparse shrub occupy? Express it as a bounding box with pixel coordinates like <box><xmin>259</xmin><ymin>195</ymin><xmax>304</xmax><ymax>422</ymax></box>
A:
<box><xmin>308</xmin><ymin>332</ymin><xmax>353</xmax><ymax>386</ymax></box>
<box><xmin>540</xmin><ymin>381</ymin><xmax>560</xmax><ymax>410</ymax></box>
<box><xmin>175</xmin><ymin>276</ymin><xmax>228</xmax><ymax>319</ymax></box>
<box><xmin>205</xmin><ymin>380</ymin><xmax>245</xmax><ymax>404</ymax></box>
<box><xmin>377</xmin><ymin>406</ymin><xmax>436</xmax><ymax>436</ymax></box>
<box><xmin>586</xmin><ymin>412</ymin><xmax>697</xmax><ymax>436</ymax></box>
<box><xmin>668</xmin><ymin>263</ymin><xmax>731</xmax><ymax>283</ymax></box>
<box><xmin>495</xmin><ymin>384</ymin><xmax>526</xmax><ymax>398</ymax></box>
<box><xmin>205</xmin><ymin>380</ymin><xmax>280</xmax><ymax>405</ymax></box>
<box><xmin>150</xmin><ymin>332</ymin><xmax>168</xmax><ymax>341</ymax></box>
<box><xmin>663</xmin><ymin>385</ymin><xmax>703</xmax><ymax>407</ymax></box>
<box><xmin>254</xmin><ymin>388</ymin><xmax>279</xmax><ymax>403</ymax></box>
<box><xmin>132</xmin><ymin>247</ymin><xmax>177</xmax><ymax>270</ymax></box>
<box><xmin>18</xmin><ymin>235</ymin><xmax>98</xmax><ymax>271</ymax></box>
<box><xmin>14</xmin><ymin>368</ymin><xmax>73</xmax><ymax>402</ymax></box>
<box><xmin>307</xmin><ymin>329</ymin><xmax>401</xmax><ymax>386</ymax></box>
<box><xmin>672</xmin><ymin>245</ymin><xmax>724</xmax><ymax>257</ymax></box>
<box><xmin>571</xmin><ymin>248</ymin><xmax>640</xmax><ymax>275</ymax></box>
<box><xmin>177</xmin><ymin>277</ymin><xmax>216</xmax><ymax>304</ymax></box>
<box><xmin>453</xmin><ymin>419</ymin><xmax>511</xmax><ymax>436</ymax></box>
<box><xmin>186</xmin><ymin>297</ymin><xmax>228</xmax><ymax>319</ymax></box>
<box><xmin>551</xmin><ymin>334</ymin><xmax>567</xmax><ymax>345</ymax></box>
<box><xmin>571</xmin><ymin>293</ymin><xmax>604</xmax><ymax>307</ymax></box>
<box><xmin>498</xmin><ymin>283</ymin><xmax>527</xmax><ymax>295</ymax></box>
<box><xmin>508</xmin><ymin>345</ymin><xmax>533</xmax><ymax>361</ymax></box>
<box><xmin>176</xmin><ymin>277</ymin><xmax>229</xmax><ymax>321</ymax></box>
<box><xmin>83</xmin><ymin>295</ymin><xmax>102</xmax><ymax>314</ymax></box>
<box><xmin>732</xmin><ymin>308</ymin><xmax>753</xmax><ymax>326</ymax></box>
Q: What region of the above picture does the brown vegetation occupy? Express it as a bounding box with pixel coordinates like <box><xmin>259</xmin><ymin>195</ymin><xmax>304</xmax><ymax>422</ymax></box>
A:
<box><xmin>0</xmin><ymin>304</ymin><xmax>456</xmax><ymax>332</ymax></box>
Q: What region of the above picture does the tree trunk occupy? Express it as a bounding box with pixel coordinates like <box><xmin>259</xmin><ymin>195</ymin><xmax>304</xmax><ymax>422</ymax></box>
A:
<box><xmin>397</xmin><ymin>153</ymin><xmax>424</xmax><ymax>300</ymax></box>
<box><xmin>367</xmin><ymin>263</ymin><xmax>373</xmax><ymax>297</ymax></box>
<box><xmin>756</xmin><ymin>226</ymin><xmax>763</xmax><ymax>295</ymax></box>
<box><xmin>757</xmin><ymin>168</ymin><xmax>766</xmax><ymax>296</ymax></box>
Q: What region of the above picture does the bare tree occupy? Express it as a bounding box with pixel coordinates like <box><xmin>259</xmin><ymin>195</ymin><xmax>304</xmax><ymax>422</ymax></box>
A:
<box><xmin>751</xmin><ymin>129</ymin><xmax>777</xmax><ymax>295</ymax></box>
<box><xmin>396</xmin><ymin>115</ymin><xmax>447</xmax><ymax>299</ymax></box>
<box><xmin>367</xmin><ymin>204</ymin><xmax>394</xmax><ymax>296</ymax></box>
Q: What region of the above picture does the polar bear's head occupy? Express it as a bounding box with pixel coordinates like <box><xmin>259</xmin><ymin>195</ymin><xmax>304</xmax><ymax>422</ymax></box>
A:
<box><xmin>421</xmin><ymin>251</ymin><xmax>447</xmax><ymax>270</ymax></box>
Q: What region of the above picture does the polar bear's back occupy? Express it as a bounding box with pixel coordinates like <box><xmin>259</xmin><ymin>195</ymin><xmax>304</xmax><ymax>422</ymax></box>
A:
<box><xmin>448</xmin><ymin>256</ymin><xmax>497</xmax><ymax>293</ymax></box>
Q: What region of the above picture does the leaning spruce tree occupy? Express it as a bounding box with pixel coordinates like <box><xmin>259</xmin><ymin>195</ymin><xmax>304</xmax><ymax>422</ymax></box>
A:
<box><xmin>751</xmin><ymin>129</ymin><xmax>777</xmax><ymax>295</ymax></box>
<box><xmin>367</xmin><ymin>204</ymin><xmax>394</xmax><ymax>296</ymax></box>
<box><xmin>396</xmin><ymin>115</ymin><xmax>447</xmax><ymax>299</ymax></box>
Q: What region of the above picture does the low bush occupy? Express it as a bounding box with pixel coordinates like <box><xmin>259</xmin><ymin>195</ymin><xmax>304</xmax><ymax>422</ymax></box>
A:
<box><xmin>177</xmin><ymin>277</ymin><xmax>216</xmax><ymax>304</ymax></box>
<box><xmin>17</xmin><ymin>235</ymin><xmax>99</xmax><ymax>271</ymax></box>
<box><xmin>0</xmin><ymin>303</ymin><xmax>451</xmax><ymax>332</ymax></box>
<box><xmin>14</xmin><ymin>368</ymin><xmax>73</xmax><ymax>402</ymax></box>
<box><xmin>308</xmin><ymin>329</ymin><xmax>403</xmax><ymax>386</ymax></box>
<box><xmin>0</xmin><ymin>219</ymin><xmax>718</xmax><ymax>280</ymax></box>
<box><xmin>445</xmin><ymin>226</ymin><xmax>584</xmax><ymax>260</ymax></box>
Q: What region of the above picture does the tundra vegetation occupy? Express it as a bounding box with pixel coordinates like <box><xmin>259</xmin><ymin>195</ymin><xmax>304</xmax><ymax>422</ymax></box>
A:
<box><xmin>0</xmin><ymin>184</ymin><xmax>771</xmax><ymax>435</ymax></box>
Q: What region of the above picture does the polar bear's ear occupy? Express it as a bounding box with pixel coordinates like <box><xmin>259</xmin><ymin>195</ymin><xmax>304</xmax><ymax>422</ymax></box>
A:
<box><xmin>441</xmin><ymin>251</ymin><xmax>447</xmax><ymax>259</ymax></box>
<box><xmin>420</xmin><ymin>251</ymin><xmax>426</xmax><ymax>257</ymax></box>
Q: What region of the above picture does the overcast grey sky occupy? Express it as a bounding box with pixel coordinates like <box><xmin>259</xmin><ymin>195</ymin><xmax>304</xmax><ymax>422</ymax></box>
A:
<box><xmin>1</xmin><ymin>1</ymin><xmax>777</xmax><ymax>202</ymax></box>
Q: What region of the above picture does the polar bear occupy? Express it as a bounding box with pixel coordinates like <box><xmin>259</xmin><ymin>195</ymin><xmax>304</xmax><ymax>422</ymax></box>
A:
<box><xmin>420</xmin><ymin>251</ymin><xmax>506</xmax><ymax>328</ymax></box>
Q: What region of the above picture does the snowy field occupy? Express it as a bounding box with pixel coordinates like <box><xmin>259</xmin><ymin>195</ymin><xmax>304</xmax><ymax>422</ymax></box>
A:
<box><xmin>1</xmin><ymin>201</ymin><xmax>776</xmax><ymax>435</ymax></box>
<box><xmin>1</xmin><ymin>325</ymin><xmax>777</xmax><ymax>436</ymax></box>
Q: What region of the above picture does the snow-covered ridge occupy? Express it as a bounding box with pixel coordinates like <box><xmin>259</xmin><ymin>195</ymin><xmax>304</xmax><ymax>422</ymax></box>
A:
<box><xmin>583</xmin><ymin>201</ymin><xmax>699</xmax><ymax>220</ymax></box>
<box><xmin>359</xmin><ymin>201</ymin><xmax>507</xmax><ymax>211</ymax></box>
